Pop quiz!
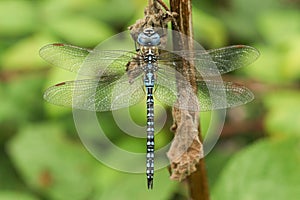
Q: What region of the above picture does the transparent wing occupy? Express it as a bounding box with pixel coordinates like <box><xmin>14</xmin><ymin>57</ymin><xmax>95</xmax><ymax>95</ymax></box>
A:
<box><xmin>154</xmin><ymin>66</ymin><xmax>254</xmax><ymax>111</ymax></box>
<box><xmin>43</xmin><ymin>75</ymin><xmax>145</xmax><ymax>111</ymax></box>
<box><xmin>159</xmin><ymin>45</ymin><xmax>260</xmax><ymax>76</ymax></box>
<box><xmin>39</xmin><ymin>43</ymin><xmax>136</xmax><ymax>77</ymax></box>
<box><xmin>195</xmin><ymin>80</ymin><xmax>254</xmax><ymax>111</ymax></box>
<box><xmin>154</xmin><ymin>67</ymin><xmax>200</xmax><ymax>111</ymax></box>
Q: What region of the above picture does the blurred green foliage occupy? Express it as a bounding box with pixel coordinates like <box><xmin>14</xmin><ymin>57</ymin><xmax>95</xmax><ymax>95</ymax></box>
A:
<box><xmin>0</xmin><ymin>0</ymin><xmax>300</xmax><ymax>199</ymax></box>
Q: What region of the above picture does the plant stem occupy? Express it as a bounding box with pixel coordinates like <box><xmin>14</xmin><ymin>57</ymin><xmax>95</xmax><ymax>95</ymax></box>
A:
<box><xmin>169</xmin><ymin>0</ymin><xmax>210</xmax><ymax>199</ymax></box>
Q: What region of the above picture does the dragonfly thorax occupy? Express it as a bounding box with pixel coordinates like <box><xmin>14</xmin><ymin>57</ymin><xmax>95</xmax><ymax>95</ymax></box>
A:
<box><xmin>140</xmin><ymin>46</ymin><xmax>159</xmax><ymax>64</ymax></box>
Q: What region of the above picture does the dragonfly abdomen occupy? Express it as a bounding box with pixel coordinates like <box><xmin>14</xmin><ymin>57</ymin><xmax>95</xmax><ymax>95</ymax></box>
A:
<box><xmin>144</xmin><ymin>66</ymin><xmax>155</xmax><ymax>189</ymax></box>
<box><xmin>146</xmin><ymin>85</ymin><xmax>154</xmax><ymax>189</ymax></box>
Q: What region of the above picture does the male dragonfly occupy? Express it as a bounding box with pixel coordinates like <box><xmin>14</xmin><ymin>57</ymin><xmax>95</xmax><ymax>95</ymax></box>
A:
<box><xmin>40</xmin><ymin>28</ymin><xmax>259</xmax><ymax>189</ymax></box>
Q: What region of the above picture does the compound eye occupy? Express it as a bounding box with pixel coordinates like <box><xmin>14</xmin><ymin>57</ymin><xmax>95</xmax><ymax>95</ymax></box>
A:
<box><xmin>137</xmin><ymin>29</ymin><xmax>161</xmax><ymax>46</ymax></box>
<box><xmin>137</xmin><ymin>34</ymin><xmax>151</xmax><ymax>46</ymax></box>
<box><xmin>150</xmin><ymin>34</ymin><xmax>160</xmax><ymax>45</ymax></box>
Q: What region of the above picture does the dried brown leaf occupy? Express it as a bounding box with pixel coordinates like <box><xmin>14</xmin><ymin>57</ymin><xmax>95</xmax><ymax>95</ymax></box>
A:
<box><xmin>167</xmin><ymin>109</ymin><xmax>203</xmax><ymax>181</ymax></box>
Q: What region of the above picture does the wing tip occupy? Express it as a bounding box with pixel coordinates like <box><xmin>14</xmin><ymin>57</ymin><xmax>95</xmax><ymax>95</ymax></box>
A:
<box><xmin>39</xmin><ymin>43</ymin><xmax>62</xmax><ymax>59</ymax></box>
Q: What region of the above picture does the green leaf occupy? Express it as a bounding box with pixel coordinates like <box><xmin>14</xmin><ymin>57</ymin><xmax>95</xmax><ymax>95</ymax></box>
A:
<box><xmin>280</xmin><ymin>39</ymin><xmax>300</xmax><ymax>81</ymax></box>
<box><xmin>263</xmin><ymin>91</ymin><xmax>300</xmax><ymax>137</ymax></box>
<box><xmin>92</xmin><ymin>0</ymin><xmax>140</xmax><ymax>28</ymax></box>
<box><xmin>2</xmin><ymin>34</ymin><xmax>57</xmax><ymax>69</ymax></box>
<box><xmin>0</xmin><ymin>0</ymin><xmax>36</xmax><ymax>36</ymax></box>
<box><xmin>212</xmin><ymin>137</ymin><xmax>300</xmax><ymax>200</ymax></box>
<box><xmin>39</xmin><ymin>0</ymin><xmax>103</xmax><ymax>20</ymax></box>
<box><xmin>92</xmin><ymin>169</ymin><xmax>178</xmax><ymax>200</ymax></box>
<box><xmin>200</xmin><ymin>111</ymin><xmax>212</xmax><ymax>138</ymax></box>
<box><xmin>193</xmin><ymin>9</ymin><xmax>227</xmax><ymax>48</ymax></box>
<box><xmin>258</xmin><ymin>10</ymin><xmax>300</xmax><ymax>45</ymax></box>
<box><xmin>221</xmin><ymin>0</ymin><xmax>280</xmax><ymax>41</ymax></box>
<box><xmin>0</xmin><ymin>76</ymin><xmax>44</xmax><ymax>124</ymax></box>
<box><xmin>0</xmin><ymin>148</ymin><xmax>24</xmax><ymax>190</ymax></box>
<box><xmin>0</xmin><ymin>191</ymin><xmax>39</xmax><ymax>200</ymax></box>
<box><xmin>7</xmin><ymin>123</ymin><xmax>96</xmax><ymax>200</ymax></box>
<box><xmin>242</xmin><ymin>41</ymin><xmax>300</xmax><ymax>84</ymax></box>
<box><xmin>205</xmin><ymin>148</ymin><xmax>232</xmax><ymax>188</ymax></box>
<box><xmin>243</xmin><ymin>45</ymin><xmax>283</xmax><ymax>83</ymax></box>
<box><xmin>49</xmin><ymin>16</ymin><xmax>113</xmax><ymax>46</ymax></box>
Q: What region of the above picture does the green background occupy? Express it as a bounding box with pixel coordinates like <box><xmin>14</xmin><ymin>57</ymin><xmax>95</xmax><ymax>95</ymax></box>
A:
<box><xmin>0</xmin><ymin>0</ymin><xmax>300</xmax><ymax>199</ymax></box>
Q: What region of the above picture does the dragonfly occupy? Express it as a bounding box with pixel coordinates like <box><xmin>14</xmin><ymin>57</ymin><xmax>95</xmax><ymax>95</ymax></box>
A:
<box><xmin>40</xmin><ymin>27</ymin><xmax>259</xmax><ymax>189</ymax></box>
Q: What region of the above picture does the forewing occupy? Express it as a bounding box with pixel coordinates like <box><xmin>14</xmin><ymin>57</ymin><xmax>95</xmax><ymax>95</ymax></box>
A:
<box><xmin>159</xmin><ymin>45</ymin><xmax>259</xmax><ymax>76</ymax></box>
<box><xmin>39</xmin><ymin>43</ymin><xmax>135</xmax><ymax>77</ymax></box>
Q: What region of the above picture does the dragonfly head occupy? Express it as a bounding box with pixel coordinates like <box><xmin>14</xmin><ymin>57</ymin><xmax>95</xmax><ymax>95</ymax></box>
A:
<box><xmin>137</xmin><ymin>28</ymin><xmax>161</xmax><ymax>46</ymax></box>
